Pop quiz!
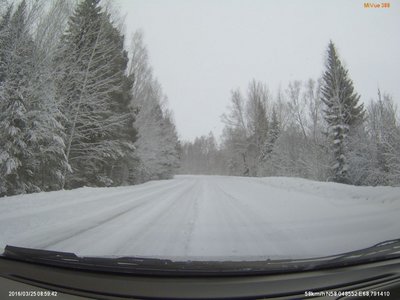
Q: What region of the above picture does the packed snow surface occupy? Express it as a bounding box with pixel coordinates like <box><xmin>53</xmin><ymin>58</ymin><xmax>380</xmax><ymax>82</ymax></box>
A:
<box><xmin>0</xmin><ymin>175</ymin><xmax>399</xmax><ymax>261</ymax></box>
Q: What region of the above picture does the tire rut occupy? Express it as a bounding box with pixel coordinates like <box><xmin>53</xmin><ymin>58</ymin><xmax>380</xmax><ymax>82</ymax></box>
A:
<box><xmin>16</xmin><ymin>181</ymin><xmax>187</xmax><ymax>249</ymax></box>
<box><xmin>114</xmin><ymin>181</ymin><xmax>199</xmax><ymax>254</ymax></box>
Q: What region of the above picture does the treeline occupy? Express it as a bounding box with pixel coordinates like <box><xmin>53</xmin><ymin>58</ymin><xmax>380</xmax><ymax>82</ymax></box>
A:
<box><xmin>0</xmin><ymin>0</ymin><xmax>180</xmax><ymax>196</ymax></box>
<box><xmin>180</xmin><ymin>42</ymin><xmax>400</xmax><ymax>186</ymax></box>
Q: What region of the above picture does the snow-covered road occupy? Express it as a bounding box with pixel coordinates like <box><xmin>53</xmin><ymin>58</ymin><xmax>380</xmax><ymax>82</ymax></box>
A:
<box><xmin>1</xmin><ymin>175</ymin><xmax>399</xmax><ymax>261</ymax></box>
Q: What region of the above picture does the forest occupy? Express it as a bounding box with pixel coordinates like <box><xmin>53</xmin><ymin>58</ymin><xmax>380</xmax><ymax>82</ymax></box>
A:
<box><xmin>180</xmin><ymin>44</ymin><xmax>400</xmax><ymax>186</ymax></box>
<box><xmin>0</xmin><ymin>0</ymin><xmax>180</xmax><ymax>196</ymax></box>
<box><xmin>1</xmin><ymin>0</ymin><xmax>399</xmax><ymax>198</ymax></box>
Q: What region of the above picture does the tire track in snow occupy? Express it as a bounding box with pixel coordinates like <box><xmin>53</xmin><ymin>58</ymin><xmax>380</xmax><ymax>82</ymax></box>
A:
<box><xmin>44</xmin><ymin>180</ymin><xmax>199</xmax><ymax>255</ymax></box>
<box><xmin>0</xmin><ymin>179</ymin><xmax>181</xmax><ymax>222</ymax></box>
<box><xmin>6</xmin><ymin>180</ymin><xmax>187</xmax><ymax>250</ymax></box>
<box><xmin>208</xmin><ymin>181</ymin><xmax>275</xmax><ymax>256</ymax></box>
<box><xmin>112</xmin><ymin>180</ymin><xmax>200</xmax><ymax>256</ymax></box>
<box><xmin>181</xmin><ymin>179</ymin><xmax>202</xmax><ymax>256</ymax></box>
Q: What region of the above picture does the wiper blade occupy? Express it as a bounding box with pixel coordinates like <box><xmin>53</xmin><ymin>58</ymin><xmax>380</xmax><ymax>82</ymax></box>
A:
<box><xmin>328</xmin><ymin>239</ymin><xmax>400</xmax><ymax>265</ymax></box>
<box><xmin>2</xmin><ymin>239</ymin><xmax>400</xmax><ymax>276</ymax></box>
<box><xmin>2</xmin><ymin>245</ymin><xmax>301</xmax><ymax>276</ymax></box>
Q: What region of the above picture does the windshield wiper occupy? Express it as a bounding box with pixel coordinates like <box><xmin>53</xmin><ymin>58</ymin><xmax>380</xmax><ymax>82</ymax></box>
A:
<box><xmin>2</xmin><ymin>239</ymin><xmax>400</xmax><ymax>276</ymax></box>
<box><xmin>300</xmin><ymin>239</ymin><xmax>400</xmax><ymax>271</ymax></box>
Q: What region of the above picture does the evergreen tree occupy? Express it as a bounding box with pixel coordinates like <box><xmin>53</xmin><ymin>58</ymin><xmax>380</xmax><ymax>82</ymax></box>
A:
<box><xmin>261</xmin><ymin>106</ymin><xmax>280</xmax><ymax>162</ymax></box>
<box><xmin>0</xmin><ymin>3</ymin><xmax>13</xmax><ymax>84</ymax></box>
<box><xmin>0</xmin><ymin>1</ymin><xmax>38</xmax><ymax>195</ymax></box>
<box><xmin>56</xmin><ymin>0</ymin><xmax>136</xmax><ymax>188</ymax></box>
<box><xmin>321</xmin><ymin>41</ymin><xmax>365</xmax><ymax>184</ymax></box>
<box><xmin>27</xmin><ymin>45</ymin><xmax>69</xmax><ymax>191</ymax></box>
<box><xmin>0</xmin><ymin>1</ymin><xmax>69</xmax><ymax>196</ymax></box>
<box><xmin>158</xmin><ymin>110</ymin><xmax>180</xmax><ymax>178</ymax></box>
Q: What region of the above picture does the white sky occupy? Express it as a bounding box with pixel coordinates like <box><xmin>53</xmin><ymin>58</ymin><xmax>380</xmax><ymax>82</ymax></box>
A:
<box><xmin>114</xmin><ymin>0</ymin><xmax>400</xmax><ymax>141</ymax></box>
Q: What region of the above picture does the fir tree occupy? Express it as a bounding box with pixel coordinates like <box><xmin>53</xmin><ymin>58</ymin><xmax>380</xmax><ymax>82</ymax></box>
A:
<box><xmin>56</xmin><ymin>0</ymin><xmax>136</xmax><ymax>188</ymax></box>
<box><xmin>261</xmin><ymin>106</ymin><xmax>280</xmax><ymax>162</ymax></box>
<box><xmin>321</xmin><ymin>41</ymin><xmax>365</xmax><ymax>184</ymax></box>
<box><xmin>0</xmin><ymin>1</ymin><xmax>37</xmax><ymax>195</ymax></box>
<box><xmin>158</xmin><ymin>111</ymin><xmax>180</xmax><ymax>179</ymax></box>
<box><xmin>0</xmin><ymin>3</ymin><xmax>13</xmax><ymax>84</ymax></box>
<box><xmin>0</xmin><ymin>1</ymin><xmax>69</xmax><ymax>195</ymax></box>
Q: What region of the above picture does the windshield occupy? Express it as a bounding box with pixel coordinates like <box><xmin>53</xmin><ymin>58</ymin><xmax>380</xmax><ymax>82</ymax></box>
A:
<box><xmin>0</xmin><ymin>0</ymin><xmax>399</xmax><ymax>270</ymax></box>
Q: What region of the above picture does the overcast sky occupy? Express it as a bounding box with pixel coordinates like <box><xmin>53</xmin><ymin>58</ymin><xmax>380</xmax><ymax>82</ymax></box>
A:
<box><xmin>114</xmin><ymin>0</ymin><xmax>400</xmax><ymax>141</ymax></box>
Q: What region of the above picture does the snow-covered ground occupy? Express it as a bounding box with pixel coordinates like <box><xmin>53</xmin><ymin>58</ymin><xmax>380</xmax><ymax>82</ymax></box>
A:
<box><xmin>0</xmin><ymin>175</ymin><xmax>399</xmax><ymax>261</ymax></box>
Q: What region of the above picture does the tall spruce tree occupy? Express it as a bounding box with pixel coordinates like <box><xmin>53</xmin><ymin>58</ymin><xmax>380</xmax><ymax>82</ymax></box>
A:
<box><xmin>0</xmin><ymin>1</ymin><xmax>69</xmax><ymax>196</ymax></box>
<box><xmin>261</xmin><ymin>106</ymin><xmax>280</xmax><ymax>162</ymax></box>
<box><xmin>0</xmin><ymin>4</ymin><xmax>13</xmax><ymax>84</ymax></box>
<box><xmin>56</xmin><ymin>0</ymin><xmax>136</xmax><ymax>188</ymax></box>
<box><xmin>321</xmin><ymin>41</ymin><xmax>365</xmax><ymax>184</ymax></box>
<box><xmin>0</xmin><ymin>1</ymin><xmax>39</xmax><ymax>195</ymax></box>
